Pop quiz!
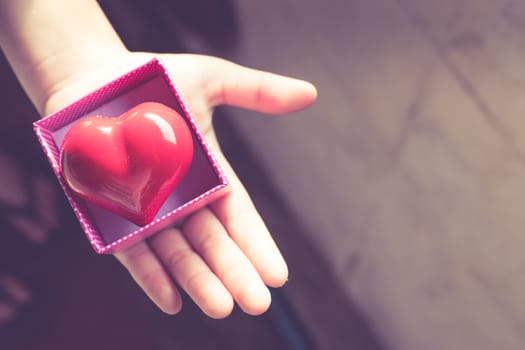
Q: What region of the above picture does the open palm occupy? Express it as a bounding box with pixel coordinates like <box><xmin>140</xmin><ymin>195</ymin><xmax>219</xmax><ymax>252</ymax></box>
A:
<box><xmin>44</xmin><ymin>52</ymin><xmax>317</xmax><ymax>318</ymax></box>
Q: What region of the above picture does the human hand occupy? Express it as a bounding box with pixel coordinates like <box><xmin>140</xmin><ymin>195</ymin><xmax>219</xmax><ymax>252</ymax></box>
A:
<box><xmin>44</xmin><ymin>51</ymin><xmax>317</xmax><ymax>318</ymax></box>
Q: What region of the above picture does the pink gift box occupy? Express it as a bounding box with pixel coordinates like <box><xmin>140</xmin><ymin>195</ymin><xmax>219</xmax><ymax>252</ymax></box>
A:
<box><xmin>33</xmin><ymin>58</ymin><xmax>229</xmax><ymax>254</ymax></box>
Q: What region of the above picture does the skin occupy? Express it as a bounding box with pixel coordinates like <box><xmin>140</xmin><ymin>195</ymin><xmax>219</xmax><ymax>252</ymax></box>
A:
<box><xmin>0</xmin><ymin>1</ymin><xmax>317</xmax><ymax>317</ymax></box>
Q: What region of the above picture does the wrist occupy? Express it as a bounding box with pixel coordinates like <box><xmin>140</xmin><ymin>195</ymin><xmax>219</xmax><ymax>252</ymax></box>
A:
<box><xmin>42</xmin><ymin>51</ymin><xmax>162</xmax><ymax>117</ymax></box>
<box><xmin>41</xmin><ymin>46</ymin><xmax>130</xmax><ymax>116</ymax></box>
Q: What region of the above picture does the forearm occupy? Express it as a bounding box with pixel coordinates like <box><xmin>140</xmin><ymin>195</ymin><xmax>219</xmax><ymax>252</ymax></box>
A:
<box><xmin>0</xmin><ymin>0</ymin><xmax>126</xmax><ymax>114</ymax></box>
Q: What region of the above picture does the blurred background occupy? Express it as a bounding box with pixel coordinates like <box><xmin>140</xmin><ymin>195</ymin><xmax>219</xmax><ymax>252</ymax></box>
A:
<box><xmin>2</xmin><ymin>0</ymin><xmax>525</xmax><ymax>349</ymax></box>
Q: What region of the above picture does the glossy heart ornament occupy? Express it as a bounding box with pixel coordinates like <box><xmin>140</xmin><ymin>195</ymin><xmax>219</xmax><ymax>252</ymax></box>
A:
<box><xmin>60</xmin><ymin>102</ymin><xmax>194</xmax><ymax>226</ymax></box>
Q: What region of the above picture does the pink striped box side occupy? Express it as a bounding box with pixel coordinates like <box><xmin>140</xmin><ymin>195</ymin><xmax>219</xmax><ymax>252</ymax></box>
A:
<box><xmin>33</xmin><ymin>58</ymin><xmax>229</xmax><ymax>254</ymax></box>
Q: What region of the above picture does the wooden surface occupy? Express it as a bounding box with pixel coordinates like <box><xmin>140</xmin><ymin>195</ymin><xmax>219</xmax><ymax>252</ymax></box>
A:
<box><xmin>224</xmin><ymin>0</ymin><xmax>525</xmax><ymax>349</ymax></box>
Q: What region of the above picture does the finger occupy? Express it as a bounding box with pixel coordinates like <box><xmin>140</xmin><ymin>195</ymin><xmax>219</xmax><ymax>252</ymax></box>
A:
<box><xmin>201</xmin><ymin>57</ymin><xmax>317</xmax><ymax>114</ymax></box>
<box><xmin>210</xmin><ymin>152</ymin><xmax>289</xmax><ymax>288</ymax></box>
<box><xmin>149</xmin><ymin>226</ymin><xmax>234</xmax><ymax>319</ymax></box>
<box><xmin>183</xmin><ymin>207</ymin><xmax>271</xmax><ymax>315</ymax></box>
<box><xmin>114</xmin><ymin>241</ymin><xmax>182</xmax><ymax>314</ymax></box>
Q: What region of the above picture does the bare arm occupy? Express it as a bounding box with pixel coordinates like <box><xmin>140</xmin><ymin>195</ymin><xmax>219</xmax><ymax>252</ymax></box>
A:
<box><xmin>0</xmin><ymin>0</ymin><xmax>126</xmax><ymax>113</ymax></box>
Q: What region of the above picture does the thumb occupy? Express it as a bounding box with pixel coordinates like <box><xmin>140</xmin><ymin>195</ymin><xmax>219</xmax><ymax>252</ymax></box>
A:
<box><xmin>202</xmin><ymin>57</ymin><xmax>317</xmax><ymax>114</ymax></box>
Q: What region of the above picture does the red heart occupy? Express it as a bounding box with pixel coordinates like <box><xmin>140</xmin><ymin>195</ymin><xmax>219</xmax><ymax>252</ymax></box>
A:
<box><xmin>60</xmin><ymin>102</ymin><xmax>194</xmax><ymax>226</ymax></box>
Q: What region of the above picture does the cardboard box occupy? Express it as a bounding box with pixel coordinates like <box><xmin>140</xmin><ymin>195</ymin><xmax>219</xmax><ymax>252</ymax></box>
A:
<box><xmin>33</xmin><ymin>58</ymin><xmax>229</xmax><ymax>253</ymax></box>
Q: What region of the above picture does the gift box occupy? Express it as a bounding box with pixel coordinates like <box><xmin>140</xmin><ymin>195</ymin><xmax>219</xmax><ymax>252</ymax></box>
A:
<box><xmin>33</xmin><ymin>58</ymin><xmax>229</xmax><ymax>254</ymax></box>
